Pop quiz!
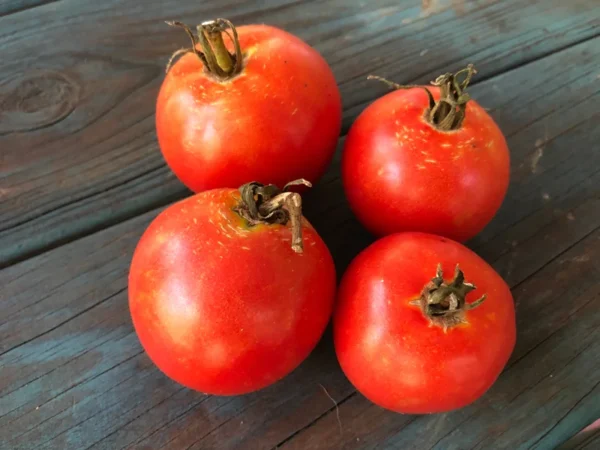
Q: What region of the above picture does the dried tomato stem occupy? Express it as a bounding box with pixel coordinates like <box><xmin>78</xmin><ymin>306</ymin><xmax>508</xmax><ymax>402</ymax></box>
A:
<box><xmin>368</xmin><ymin>64</ymin><xmax>477</xmax><ymax>131</ymax></box>
<box><xmin>410</xmin><ymin>264</ymin><xmax>486</xmax><ymax>332</ymax></box>
<box><xmin>235</xmin><ymin>179</ymin><xmax>312</xmax><ymax>253</ymax></box>
<box><xmin>166</xmin><ymin>18</ymin><xmax>243</xmax><ymax>80</ymax></box>
<box><xmin>259</xmin><ymin>192</ymin><xmax>304</xmax><ymax>253</ymax></box>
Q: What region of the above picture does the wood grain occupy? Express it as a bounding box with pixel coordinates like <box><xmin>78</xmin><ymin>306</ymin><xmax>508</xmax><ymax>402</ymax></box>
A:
<box><xmin>1</xmin><ymin>0</ymin><xmax>599</xmax><ymax>266</ymax></box>
<box><xmin>1</xmin><ymin>34</ymin><xmax>599</xmax><ymax>449</ymax></box>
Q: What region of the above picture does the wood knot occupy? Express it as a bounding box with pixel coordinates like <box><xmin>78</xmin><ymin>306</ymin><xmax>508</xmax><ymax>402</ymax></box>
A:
<box><xmin>0</xmin><ymin>70</ymin><xmax>79</xmax><ymax>134</ymax></box>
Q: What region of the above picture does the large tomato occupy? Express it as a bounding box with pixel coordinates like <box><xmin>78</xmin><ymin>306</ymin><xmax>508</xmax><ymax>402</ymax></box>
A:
<box><xmin>129</xmin><ymin>182</ymin><xmax>336</xmax><ymax>395</ymax></box>
<box><xmin>156</xmin><ymin>19</ymin><xmax>342</xmax><ymax>192</ymax></box>
<box><xmin>342</xmin><ymin>67</ymin><xmax>509</xmax><ymax>242</ymax></box>
<box><xmin>334</xmin><ymin>232</ymin><xmax>516</xmax><ymax>414</ymax></box>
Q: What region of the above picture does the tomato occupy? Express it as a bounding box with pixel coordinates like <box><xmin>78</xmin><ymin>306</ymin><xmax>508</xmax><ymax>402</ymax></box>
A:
<box><xmin>128</xmin><ymin>181</ymin><xmax>336</xmax><ymax>395</ymax></box>
<box><xmin>342</xmin><ymin>66</ymin><xmax>509</xmax><ymax>242</ymax></box>
<box><xmin>156</xmin><ymin>19</ymin><xmax>342</xmax><ymax>193</ymax></box>
<box><xmin>334</xmin><ymin>232</ymin><xmax>516</xmax><ymax>414</ymax></box>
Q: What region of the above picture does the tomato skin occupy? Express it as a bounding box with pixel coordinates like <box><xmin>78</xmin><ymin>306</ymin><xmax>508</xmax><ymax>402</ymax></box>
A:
<box><xmin>334</xmin><ymin>232</ymin><xmax>515</xmax><ymax>414</ymax></box>
<box><xmin>156</xmin><ymin>25</ymin><xmax>342</xmax><ymax>192</ymax></box>
<box><xmin>342</xmin><ymin>87</ymin><xmax>509</xmax><ymax>242</ymax></box>
<box><xmin>128</xmin><ymin>189</ymin><xmax>336</xmax><ymax>395</ymax></box>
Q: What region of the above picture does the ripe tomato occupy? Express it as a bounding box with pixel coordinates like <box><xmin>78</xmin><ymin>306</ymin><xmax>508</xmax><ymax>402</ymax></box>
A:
<box><xmin>334</xmin><ymin>232</ymin><xmax>516</xmax><ymax>414</ymax></box>
<box><xmin>156</xmin><ymin>19</ymin><xmax>342</xmax><ymax>192</ymax></box>
<box><xmin>342</xmin><ymin>66</ymin><xmax>509</xmax><ymax>242</ymax></box>
<box><xmin>129</xmin><ymin>181</ymin><xmax>336</xmax><ymax>395</ymax></box>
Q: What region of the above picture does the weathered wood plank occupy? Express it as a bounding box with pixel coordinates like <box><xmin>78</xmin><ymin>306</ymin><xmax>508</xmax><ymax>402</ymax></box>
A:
<box><xmin>2</xmin><ymin>0</ymin><xmax>598</xmax><ymax>266</ymax></box>
<box><xmin>1</xmin><ymin>37</ymin><xmax>599</xmax><ymax>448</ymax></box>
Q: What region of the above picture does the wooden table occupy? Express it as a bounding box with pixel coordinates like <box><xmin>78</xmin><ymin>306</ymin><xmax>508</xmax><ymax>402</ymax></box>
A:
<box><xmin>1</xmin><ymin>1</ymin><xmax>599</xmax><ymax>448</ymax></box>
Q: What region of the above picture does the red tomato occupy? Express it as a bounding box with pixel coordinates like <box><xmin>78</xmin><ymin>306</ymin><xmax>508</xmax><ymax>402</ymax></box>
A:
<box><xmin>129</xmin><ymin>183</ymin><xmax>336</xmax><ymax>395</ymax></box>
<box><xmin>342</xmin><ymin>67</ymin><xmax>509</xmax><ymax>242</ymax></box>
<box><xmin>334</xmin><ymin>232</ymin><xmax>516</xmax><ymax>414</ymax></box>
<box><xmin>156</xmin><ymin>19</ymin><xmax>342</xmax><ymax>192</ymax></box>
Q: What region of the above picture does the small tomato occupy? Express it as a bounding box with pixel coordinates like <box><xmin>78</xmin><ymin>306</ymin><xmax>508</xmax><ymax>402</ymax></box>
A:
<box><xmin>129</xmin><ymin>180</ymin><xmax>336</xmax><ymax>395</ymax></box>
<box><xmin>334</xmin><ymin>232</ymin><xmax>516</xmax><ymax>414</ymax></box>
<box><xmin>157</xmin><ymin>19</ymin><xmax>342</xmax><ymax>192</ymax></box>
<box><xmin>342</xmin><ymin>66</ymin><xmax>509</xmax><ymax>242</ymax></box>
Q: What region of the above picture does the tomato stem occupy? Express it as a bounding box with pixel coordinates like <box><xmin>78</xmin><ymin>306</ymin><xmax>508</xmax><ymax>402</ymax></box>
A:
<box><xmin>410</xmin><ymin>264</ymin><xmax>486</xmax><ymax>332</ymax></box>
<box><xmin>367</xmin><ymin>64</ymin><xmax>477</xmax><ymax>132</ymax></box>
<box><xmin>235</xmin><ymin>179</ymin><xmax>312</xmax><ymax>253</ymax></box>
<box><xmin>166</xmin><ymin>18</ymin><xmax>243</xmax><ymax>79</ymax></box>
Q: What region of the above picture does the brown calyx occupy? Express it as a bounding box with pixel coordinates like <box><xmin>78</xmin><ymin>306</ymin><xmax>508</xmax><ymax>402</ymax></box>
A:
<box><xmin>367</xmin><ymin>64</ymin><xmax>477</xmax><ymax>131</ymax></box>
<box><xmin>165</xmin><ymin>18</ymin><xmax>243</xmax><ymax>79</ymax></box>
<box><xmin>234</xmin><ymin>179</ymin><xmax>312</xmax><ymax>254</ymax></box>
<box><xmin>410</xmin><ymin>264</ymin><xmax>487</xmax><ymax>332</ymax></box>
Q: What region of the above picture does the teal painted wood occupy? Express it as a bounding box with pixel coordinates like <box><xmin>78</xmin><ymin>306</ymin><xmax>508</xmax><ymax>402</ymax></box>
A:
<box><xmin>1</xmin><ymin>35</ymin><xmax>599</xmax><ymax>448</ymax></box>
<box><xmin>560</xmin><ymin>423</ymin><xmax>600</xmax><ymax>450</ymax></box>
<box><xmin>1</xmin><ymin>0</ymin><xmax>600</xmax><ymax>448</ymax></box>
<box><xmin>1</xmin><ymin>0</ymin><xmax>599</xmax><ymax>266</ymax></box>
